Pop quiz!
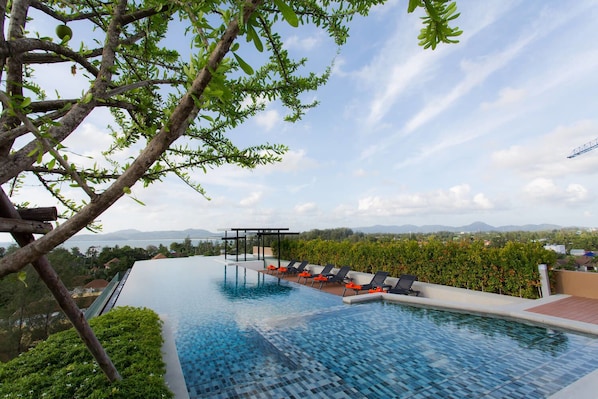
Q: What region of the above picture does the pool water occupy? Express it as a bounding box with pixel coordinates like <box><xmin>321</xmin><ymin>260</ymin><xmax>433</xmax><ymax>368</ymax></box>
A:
<box><xmin>115</xmin><ymin>257</ymin><xmax>598</xmax><ymax>398</ymax></box>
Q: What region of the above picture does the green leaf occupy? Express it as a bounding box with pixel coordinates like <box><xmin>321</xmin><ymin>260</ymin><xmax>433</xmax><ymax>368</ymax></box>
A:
<box><xmin>21</xmin><ymin>97</ymin><xmax>31</xmax><ymax>108</ymax></box>
<box><xmin>123</xmin><ymin>186</ymin><xmax>131</xmax><ymax>194</ymax></box>
<box><xmin>233</xmin><ymin>53</ymin><xmax>254</xmax><ymax>75</ymax></box>
<box><xmin>81</xmin><ymin>93</ymin><xmax>93</xmax><ymax>104</ymax></box>
<box><xmin>18</xmin><ymin>271</ymin><xmax>28</xmax><ymax>287</ymax></box>
<box><xmin>407</xmin><ymin>0</ymin><xmax>420</xmax><ymax>13</ymax></box>
<box><xmin>272</xmin><ymin>0</ymin><xmax>299</xmax><ymax>27</ymax></box>
<box><xmin>131</xmin><ymin>197</ymin><xmax>146</xmax><ymax>206</ymax></box>
<box><xmin>246</xmin><ymin>23</ymin><xmax>264</xmax><ymax>52</ymax></box>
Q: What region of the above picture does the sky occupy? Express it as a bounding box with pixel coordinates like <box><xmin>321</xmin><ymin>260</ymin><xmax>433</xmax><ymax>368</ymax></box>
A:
<box><xmin>4</xmin><ymin>0</ymin><xmax>598</xmax><ymax>239</ymax></box>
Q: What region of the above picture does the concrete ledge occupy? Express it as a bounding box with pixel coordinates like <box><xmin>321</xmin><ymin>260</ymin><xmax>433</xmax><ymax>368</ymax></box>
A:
<box><xmin>548</xmin><ymin>368</ymin><xmax>598</xmax><ymax>399</ymax></box>
<box><xmin>161</xmin><ymin>315</ymin><xmax>189</xmax><ymax>399</ymax></box>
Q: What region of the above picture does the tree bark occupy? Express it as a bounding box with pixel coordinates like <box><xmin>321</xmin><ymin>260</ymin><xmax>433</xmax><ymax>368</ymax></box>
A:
<box><xmin>0</xmin><ymin>188</ymin><xmax>121</xmax><ymax>382</ymax></box>
<box><xmin>0</xmin><ymin>217</ymin><xmax>53</xmax><ymax>234</ymax></box>
<box><xmin>17</xmin><ymin>207</ymin><xmax>58</xmax><ymax>221</ymax></box>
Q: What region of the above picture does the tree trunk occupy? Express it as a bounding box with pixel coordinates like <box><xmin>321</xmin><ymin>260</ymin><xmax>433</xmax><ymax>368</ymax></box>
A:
<box><xmin>30</xmin><ymin>254</ymin><xmax>122</xmax><ymax>382</ymax></box>
<box><xmin>0</xmin><ymin>188</ymin><xmax>121</xmax><ymax>382</ymax></box>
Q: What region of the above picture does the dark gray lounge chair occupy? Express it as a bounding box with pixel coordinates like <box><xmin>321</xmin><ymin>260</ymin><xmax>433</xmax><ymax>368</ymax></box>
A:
<box><xmin>279</xmin><ymin>260</ymin><xmax>308</xmax><ymax>276</ymax></box>
<box><xmin>297</xmin><ymin>263</ymin><xmax>334</xmax><ymax>284</ymax></box>
<box><xmin>315</xmin><ymin>265</ymin><xmax>351</xmax><ymax>289</ymax></box>
<box><xmin>268</xmin><ymin>259</ymin><xmax>295</xmax><ymax>274</ymax></box>
<box><xmin>343</xmin><ymin>271</ymin><xmax>389</xmax><ymax>296</ymax></box>
<box><xmin>388</xmin><ymin>274</ymin><xmax>420</xmax><ymax>296</ymax></box>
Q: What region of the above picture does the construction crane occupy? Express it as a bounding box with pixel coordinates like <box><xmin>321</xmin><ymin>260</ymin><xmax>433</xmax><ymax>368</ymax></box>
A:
<box><xmin>567</xmin><ymin>138</ymin><xmax>598</xmax><ymax>159</ymax></box>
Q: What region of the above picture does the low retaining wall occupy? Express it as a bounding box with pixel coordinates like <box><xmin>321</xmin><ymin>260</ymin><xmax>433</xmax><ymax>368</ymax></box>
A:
<box><xmin>554</xmin><ymin>269</ymin><xmax>598</xmax><ymax>299</ymax></box>
<box><xmin>345</xmin><ymin>272</ymin><xmax>529</xmax><ymax>307</ymax></box>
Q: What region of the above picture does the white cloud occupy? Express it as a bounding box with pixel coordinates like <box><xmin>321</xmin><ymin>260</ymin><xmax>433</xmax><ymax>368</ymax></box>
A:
<box><xmin>240</xmin><ymin>192</ymin><xmax>262</xmax><ymax>207</ymax></box>
<box><xmin>481</xmin><ymin>87</ymin><xmax>526</xmax><ymax>110</ymax></box>
<box><xmin>356</xmin><ymin>184</ymin><xmax>494</xmax><ymax>217</ymax></box>
<box><xmin>583</xmin><ymin>210</ymin><xmax>593</xmax><ymax>218</ymax></box>
<box><xmin>522</xmin><ymin>178</ymin><xmax>591</xmax><ymax>204</ymax></box>
<box><xmin>565</xmin><ymin>184</ymin><xmax>590</xmax><ymax>203</ymax></box>
<box><xmin>365</xmin><ymin>53</ymin><xmax>434</xmax><ymax>127</ymax></box>
<box><xmin>260</xmin><ymin>149</ymin><xmax>319</xmax><ymax>173</ymax></box>
<box><xmin>253</xmin><ymin>109</ymin><xmax>280</xmax><ymax>131</ymax></box>
<box><xmin>492</xmin><ymin>120</ymin><xmax>598</xmax><ymax>179</ymax></box>
<box><xmin>402</xmin><ymin>34</ymin><xmax>534</xmax><ymax>136</ymax></box>
<box><xmin>284</xmin><ymin>34</ymin><xmax>322</xmax><ymax>51</ymax></box>
<box><xmin>353</xmin><ymin>168</ymin><xmax>367</xmax><ymax>177</ymax></box>
<box><xmin>294</xmin><ymin>202</ymin><xmax>317</xmax><ymax>214</ymax></box>
<box><xmin>357</xmin><ymin>1</ymin><xmax>516</xmax><ymax>132</ymax></box>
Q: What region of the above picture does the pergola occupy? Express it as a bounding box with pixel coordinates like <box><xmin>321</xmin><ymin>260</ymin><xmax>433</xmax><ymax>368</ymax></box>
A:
<box><xmin>220</xmin><ymin>227</ymin><xmax>299</xmax><ymax>267</ymax></box>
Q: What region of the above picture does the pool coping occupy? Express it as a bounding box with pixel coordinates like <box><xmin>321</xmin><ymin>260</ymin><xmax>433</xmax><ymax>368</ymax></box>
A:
<box><xmin>160</xmin><ymin>315</ymin><xmax>190</xmax><ymax>399</ymax></box>
<box><xmin>342</xmin><ymin>292</ymin><xmax>598</xmax><ymax>336</ymax></box>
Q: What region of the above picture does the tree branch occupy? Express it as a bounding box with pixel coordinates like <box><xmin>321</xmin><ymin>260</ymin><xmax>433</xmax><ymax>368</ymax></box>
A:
<box><xmin>0</xmin><ymin>92</ymin><xmax>98</xmax><ymax>199</ymax></box>
<box><xmin>0</xmin><ymin>0</ymin><xmax>265</xmax><ymax>277</ymax></box>
<box><xmin>0</xmin><ymin>38</ymin><xmax>101</xmax><ymax>77</ymax></box>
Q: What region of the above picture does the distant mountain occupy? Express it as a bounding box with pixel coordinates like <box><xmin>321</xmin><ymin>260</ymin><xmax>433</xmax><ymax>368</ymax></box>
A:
<box><xmin>67</xmin><ymin>223</ymin><xmax>580</xmax><ymax>241</ymax></box>
<box><xmin>68</xmin><ymin>228</ymin><xmax>218</xmax><ymax>242</ymax></box>
<box><xmin>354</xmin><ymin>222</ymin><xmax>568</xmax><ymax>234</ymax></box>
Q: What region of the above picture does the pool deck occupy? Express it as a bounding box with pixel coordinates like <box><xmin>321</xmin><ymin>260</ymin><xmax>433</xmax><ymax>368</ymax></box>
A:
<box><xmin>158</xmin><ymin>257</ymin><xmax>598</xmax><ymax>399</ymax></box>
<box><xmin>271</xmin><ymin>266</ymin><xmax>598</xmax><ymax>399</ymax></box>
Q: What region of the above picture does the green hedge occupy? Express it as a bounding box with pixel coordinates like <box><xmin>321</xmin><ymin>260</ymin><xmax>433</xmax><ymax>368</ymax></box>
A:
<box><xmin>0</xmin><ymin>306</ymin><xmax>173</xmax><ymax>399</ymax></box>
<box><xmin>280</xmin><ymin>238</ymin><xmax>557</xmax><ymax>299</ymax></box>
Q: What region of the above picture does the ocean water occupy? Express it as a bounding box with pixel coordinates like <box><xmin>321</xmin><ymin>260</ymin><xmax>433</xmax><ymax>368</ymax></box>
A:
<box><xmin>0</xmin><ymin>238</ymin><xmax>220</xmax><ymax>251</ymax></box>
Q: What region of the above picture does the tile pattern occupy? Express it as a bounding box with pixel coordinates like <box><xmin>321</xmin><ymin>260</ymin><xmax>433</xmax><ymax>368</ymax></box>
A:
<box><xmin>179</xmin><ymin>297</ymin><xmax>598</xmax><ymax>398</ymax></box>
<box><xmin>526</xmin><ymin>296</ymin><xmax>598</xmax><ymax>325</ymax></box>
<box><xmin>117</xmin><ymin>261</ymin><xmax>598</xmax><ymax>398</ymax></box>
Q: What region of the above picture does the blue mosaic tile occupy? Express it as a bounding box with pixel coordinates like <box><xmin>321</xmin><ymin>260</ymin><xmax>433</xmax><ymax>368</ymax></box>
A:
<box><xmin>116</xmin><ymin>260</ymin><xmax>598</xmax><ymax>398</ymax></box>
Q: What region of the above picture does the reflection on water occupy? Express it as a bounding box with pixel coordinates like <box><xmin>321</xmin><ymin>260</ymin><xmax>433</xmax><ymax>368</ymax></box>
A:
<box><xmin>219</xmin><ymin>265</ymin><xmax>293</xmax><ymax>300</ymax></box>
<box><xmin>393</xmin><ymin>303</ymin><xmax>570</xmax><ymax>356</ymax></box>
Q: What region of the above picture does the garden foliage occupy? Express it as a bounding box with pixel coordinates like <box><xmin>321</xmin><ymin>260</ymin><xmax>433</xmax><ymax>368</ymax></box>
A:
<box><xmin>0</xmin><ymin>307</ymin><xmax>173</xmax><ymax>399</ymax></box>
<box><xmin>281</xmin><ymin>238</ymin><xmax>557</xmax><ymax>298</ymax></box>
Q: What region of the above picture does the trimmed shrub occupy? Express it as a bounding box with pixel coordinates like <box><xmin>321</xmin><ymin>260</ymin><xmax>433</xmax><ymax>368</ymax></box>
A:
<box><xmin>281</xmin><ymin>238</ymin><xmax>557</xmax><ymax>299</ymax></box>
<box><xmin>0</xmin><ymin>306</ymin><xmax>173</xmax><ymax>399</ymax></box>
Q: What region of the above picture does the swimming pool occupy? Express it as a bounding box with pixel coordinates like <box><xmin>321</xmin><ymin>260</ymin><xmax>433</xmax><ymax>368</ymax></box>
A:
<box><xmin>115</xmin><ymin>256</ymin><xmax>598</xmax><ymax>398</ymax></box>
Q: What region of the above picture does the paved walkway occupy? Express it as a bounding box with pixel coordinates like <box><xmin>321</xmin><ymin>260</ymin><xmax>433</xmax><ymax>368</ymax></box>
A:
<box><xmin>526</xmin><ymin>295</ymin><xmax>598</xmax><ymax>325</ymax></box>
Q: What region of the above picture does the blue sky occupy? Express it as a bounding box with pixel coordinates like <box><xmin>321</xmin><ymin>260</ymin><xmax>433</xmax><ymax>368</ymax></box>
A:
<box><xmin>5</xmin><ymin>0</ymin><xmax>598</xmax><ymax>237</ymax></box>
